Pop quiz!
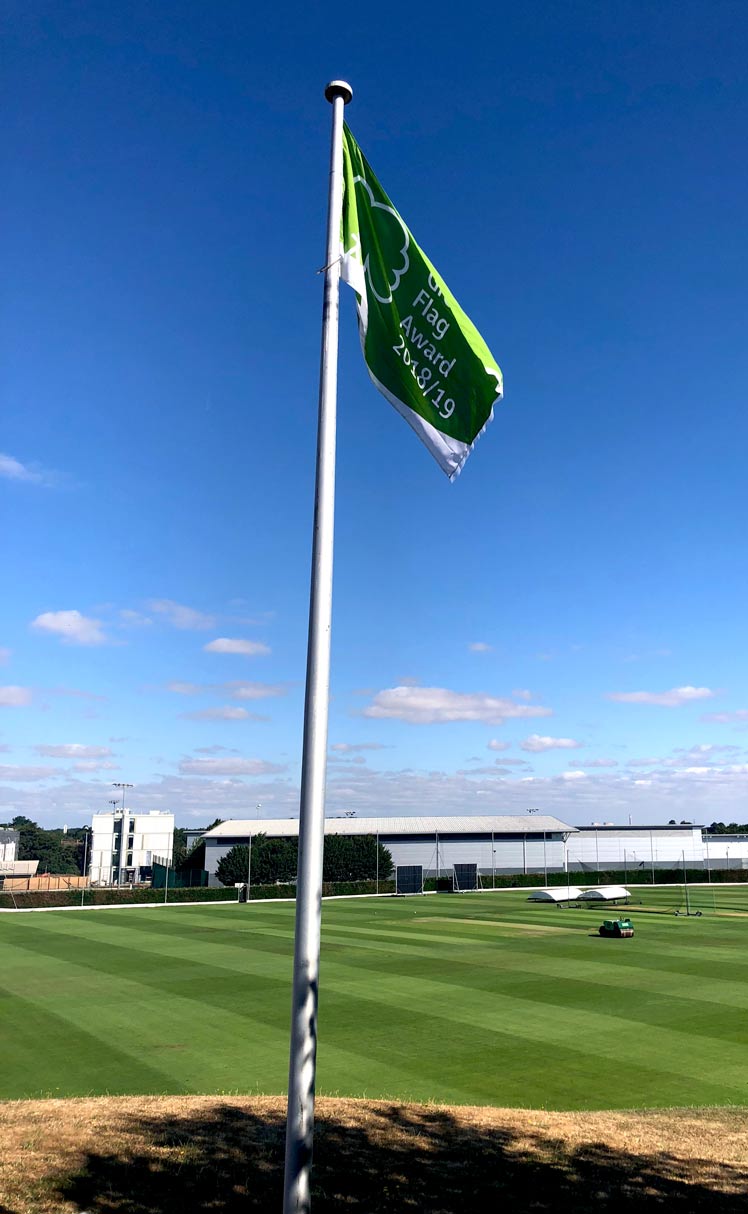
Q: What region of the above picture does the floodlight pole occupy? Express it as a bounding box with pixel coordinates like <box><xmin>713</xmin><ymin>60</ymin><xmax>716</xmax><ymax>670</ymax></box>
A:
<box><xmin>80</xmin><ymin>827</ymin><xmax>90</xmax><ymax>908</ymax></box>
<box><xmin>282</xmin><ymin>79</ymin><xmax>352</xmax><ymax>1214</ymax></box>
<box><xmin>682</xmin><ymin>851</ymin><xmax>690</xmax><ymax>915</ymax></box>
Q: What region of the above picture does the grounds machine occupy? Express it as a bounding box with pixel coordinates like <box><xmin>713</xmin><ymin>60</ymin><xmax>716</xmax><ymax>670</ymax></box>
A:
<box><xmin>598</xmin><ymin>918</ymin><xmax>634</xmax><ymax>938</ymax></box>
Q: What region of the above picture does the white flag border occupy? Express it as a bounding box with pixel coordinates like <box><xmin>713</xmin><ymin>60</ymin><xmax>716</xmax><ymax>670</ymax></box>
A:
<box><xmin>342</xmin><ymin>245</ymin><xmax>500</xmax><ymax>481</ymax></box>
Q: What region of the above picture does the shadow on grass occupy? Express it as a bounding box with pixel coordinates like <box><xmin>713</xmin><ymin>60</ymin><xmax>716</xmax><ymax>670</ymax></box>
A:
<box><xmin>47</xmin><ymin>1101</ymin><xmax>747</xmax><ymax>1213</ymax></box>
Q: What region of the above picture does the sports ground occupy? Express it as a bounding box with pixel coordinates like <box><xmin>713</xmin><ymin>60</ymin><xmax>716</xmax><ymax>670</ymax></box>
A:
<box><xmin>2</xmin><ymin>885</ymin><xmax>748</xmax><ymax>1109</ymax></box>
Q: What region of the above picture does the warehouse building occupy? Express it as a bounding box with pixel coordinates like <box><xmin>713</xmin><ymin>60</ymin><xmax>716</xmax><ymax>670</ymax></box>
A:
<box><xmin>202</xmin><ymin>815</ymin><xmax>575</xmax><ymax>886</ymax></box>
<box><xmin>567</xmin><ymin>823</ymin><xmax>704</xmax><ymax>873</ymax></box>
<box><xmin>200</xmin><ymin>816</ymin><xmax>717</xmax><ymax>887</ymax></box>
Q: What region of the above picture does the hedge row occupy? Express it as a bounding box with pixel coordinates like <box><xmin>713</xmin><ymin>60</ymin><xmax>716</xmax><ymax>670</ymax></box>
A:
<box><xmin>0</xmin><ymin>878</ymin><xmax>397</xmax><ymax>911</ymax></box>
<box><xmin>478</xmin><ymin>868</ymin><xmax>748</xmax><ymax>888</ymax></box>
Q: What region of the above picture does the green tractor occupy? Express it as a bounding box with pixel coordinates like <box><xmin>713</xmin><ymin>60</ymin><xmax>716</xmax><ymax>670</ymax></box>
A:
<box><xmin>599</xmin><ymin>918</ymin><xmax>634</xmax><ymax>938</ymax></box>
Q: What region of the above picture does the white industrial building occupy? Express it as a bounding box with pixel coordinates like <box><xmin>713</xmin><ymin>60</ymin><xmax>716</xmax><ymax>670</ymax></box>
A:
<box><xmin>202</xmin><ymin>815</ymin><xmax>575</xmax><ymax>886</ymax></box>
<box><xmin>90</xmin><ymin>810</ymin><xmax>174</xmax><ymax>885</ymax></box>
<box><xmin>566</xmin><ymin>824</ymin><xmax>704</xmax><ymax>874</ymax></box>
<box><xmin>200</xmin><ymin>816</ymin><xmax>720</xmax><ymax>887</ymax></box>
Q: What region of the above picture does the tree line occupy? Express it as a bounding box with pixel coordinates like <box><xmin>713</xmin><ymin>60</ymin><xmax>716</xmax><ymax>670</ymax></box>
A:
<box><xmin>1</xmin><ymin>816</ymin><xmax>87</xmax><ymax>874</ymax></box>
<box><xmin>216</xmin><ymin>833</ymin><xmax>393</xmax><ymax>887</ymax></box>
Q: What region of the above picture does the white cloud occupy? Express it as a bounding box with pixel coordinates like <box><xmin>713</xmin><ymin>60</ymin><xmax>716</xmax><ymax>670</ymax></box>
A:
<box><xmin>204</xmin><ymin>638</ymin><xmax>270</xmax><ymax>656</ymax></box>
<box><xmin>521</xmin><ymin>735</ymin><xmax>582</xmax><ymax>753</ymax></box>
<box><xmin>34</xmin><ymin>744</ymin><xmax>114</xmax><ymax>758</ymax></box>
<box><xmin>31</xmin><ymin>610</ymin><xmax>108</xmax><ymax>646</ymax></box>
<box><xmin>226</xmin><ymin>681</ymin><xmax>286</xmax><ymax>700</ymax></box>
<box><xmin>72</xmin><ymin>760</ymin><xmax>120</xmax><ymax>772</ymax></box>
<box><xmin>165</xmin><ymin>679</ymin><xmax>285</xmax><ymax>700</ymax></box>
<box><xmin>331</xmin><ymin>742</ymin><xmax>386</xmax><ymax>753</ymax></box>
<box><xmin>0</xmin><ymin>453</ymin><xmax>53</xmax><ymax>485</ymax></box>
<box><xmin>0</xmin><ymin>764</ymin><xmax>63</xmax><ymax>781</ymax></box>
<box><xmin>118</xmin><ymin>609</ymin><xmax>153</xmax><ymax>628</ymax></box>
<box><xmin>487</xmin><ymin>739</ymin><xmax>511</xmax><ymax>752</ymax></box>
<box><xmin>178</xmin><ymin>758</ymin><xmax>286</xmax><ymax>777</ymax></box>
<box><xmin>468</xmin><ymin>642</ymin><xmax>493</xmax><ymax>653</ymax></box>
<box><xmin>181</xmin><ymin>706</ymin><xmax>263</xmax><ymax>721</ymax></box>
<box><xmin>47</xmin><ymin>686</ymin><xmax>107</xmax><ymax>701</ymax></box>
<box><xmin>607</xmin><ymin>686</ymin><xmax>716</xmax><ymax>708</ymax></box>
<box><xmin>577</xmin><ymin>758</ymin><xmax>619</xmax><ymax>768</ymax></box>
<box><xmin>0</xmin><ymin>685</ymin><xmax>33</xmax><ymax>706</ymax></box>
<box><xmin>362</xmin><ymin>686</ymin><xmax>553</xmax><ymax>725</ymax></box>
<box><xmin>701</xmin><ymin>710</ymin><xmax>748</xmax><ymax>724</ymax></box>
<box><xmin>562</xmin><ymin>770</ymin><xmax>587</xmax><ymax>780</ymax></box>
<box><xmin>149</xmin><ymin>600</ymin><xmax>216</xmax><ymax>630</ymax></box>
<box><xmin>8</xmin><ymin>754</ymin><xmax>748</xmax><ymax>829</ymax></box>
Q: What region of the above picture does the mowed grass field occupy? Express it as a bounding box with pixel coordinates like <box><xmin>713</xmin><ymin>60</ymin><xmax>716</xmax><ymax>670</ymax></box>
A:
<box><xmin>2</xmin><ymin>886</ymin><xmax>748</xmax><ymax>1110</ymax></box>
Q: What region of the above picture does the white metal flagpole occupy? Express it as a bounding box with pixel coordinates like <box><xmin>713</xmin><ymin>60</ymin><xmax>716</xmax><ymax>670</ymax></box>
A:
<box><xmin>282</xmin><ymin>78</ymin><xmax>352</xmax><ymax>1214</ymax></box>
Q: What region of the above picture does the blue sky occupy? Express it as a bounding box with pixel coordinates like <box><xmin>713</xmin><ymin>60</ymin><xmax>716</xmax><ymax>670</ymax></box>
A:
<box><xmin>3</xmin><ymin>1</ymin><xmax>748</xmax><ymax>828</ymax></box>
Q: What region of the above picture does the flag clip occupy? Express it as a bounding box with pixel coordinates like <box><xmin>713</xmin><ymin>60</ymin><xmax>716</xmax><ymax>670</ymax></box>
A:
<box><xmin>315</xmin><ymin>254</ymin><xmax>342</xmax><ymax>275</ymax></box>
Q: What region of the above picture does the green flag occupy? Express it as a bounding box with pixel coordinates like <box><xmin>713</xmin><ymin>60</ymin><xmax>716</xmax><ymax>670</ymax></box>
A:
<box><xmin>341</xmin><ymin>124</ymin><xmax>503</xmax><ymax>480</ymax></box>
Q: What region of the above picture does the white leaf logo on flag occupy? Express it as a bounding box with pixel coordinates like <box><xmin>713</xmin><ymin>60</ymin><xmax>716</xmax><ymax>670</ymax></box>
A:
<box><xmin>351</xmin><ymin>176</ymin><xmax>410</xmax><ymax>304</ymax></box>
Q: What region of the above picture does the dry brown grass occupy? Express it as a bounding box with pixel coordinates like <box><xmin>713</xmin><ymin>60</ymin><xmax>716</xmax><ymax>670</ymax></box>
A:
<box><xmin>1</xmin><ymin>1095</ymin><xmax>747</xmax><ymax>1212</ymax></box>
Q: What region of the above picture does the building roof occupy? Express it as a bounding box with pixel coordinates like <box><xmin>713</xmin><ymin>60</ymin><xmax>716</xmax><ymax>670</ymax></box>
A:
<box><xmin>576</xmin><ymin>823</ymin><xmax>704</xmax><ymax>832</ymax></box>
<box><xmin>203</xmin><ymin>814</ymin><xmax>576</xmax><ymax>839</ymax></box>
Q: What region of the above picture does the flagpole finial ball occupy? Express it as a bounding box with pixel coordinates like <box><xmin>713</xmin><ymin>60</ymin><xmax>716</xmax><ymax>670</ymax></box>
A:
<box><xmin>325</xmin><ymin>80</ymin><xmax>353</xmax><ymax>104</ymax></box>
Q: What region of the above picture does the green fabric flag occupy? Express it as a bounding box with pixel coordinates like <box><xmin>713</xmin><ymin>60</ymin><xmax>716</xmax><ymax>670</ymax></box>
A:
<box><xmin>341</xmin><ymin>124</ymin><xmax>503</xmax><ymax>480</ymax></box>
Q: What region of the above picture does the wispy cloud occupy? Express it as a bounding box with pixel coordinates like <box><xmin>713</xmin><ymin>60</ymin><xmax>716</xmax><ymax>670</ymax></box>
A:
<box><xmin>577</xmin><ymin>757</ymin><xmax>618</xmax><ymax>768</ymax></box>
<box><xmin>362</xmin><ymin>686</ymin><xmax>553</xmax><ymax>725</ymax></box>
<box><xmin>72</xmin><ymin>760</ymin><xmax>120</xmax><ymax>772</ymax></box>
<box><xmin>178</xmin><ymin>757</ymin><xmax>286</xmax><ymax>776</ymax></box>
<box><xmin>118</xmin><ymin>609</ymin><xmax>153</xmax><ymax>629</ymax></box>
<box><xmin>31</xmin><ymin>610</ymin><xmax>108</xmax><ymax>646</ymax></box>
<box><xmin>0</xmin><ymin>453</ymin><xmax>55</xmax><ymax>486</ymax></box>
<box><xmin>48</xmin><ymin>686</ymin><xmax>107</xmax><ymax>701</ymax></box>
<box><xmin>521</xmin><ymin>734</ymin><xmax>582</xmax><ymax>753</ymax></box>
<box><xmin>33</xmin><ymin>744</ymin><xmax>114</xmax><ymax>758</ymax></box>
<box><xmin>165</xmin><ymin>680</ymin><xmax>285</xmax><ymax>700</ymax></box>
<box><xmin>330</xmin><ymin>742</ymin><xmax>386</xmax><ymax>753</ymax></box>
<box><xmin>700</xmin><ymin>709</ymin><xmax>748</xmax><ymax>724</ymax></box>
<box><xmin>487</xmin><ymin>739</ymin><xmax>510</xmax><ymax>752</ymax></box>
<box><xmin>607</xmin><ymin>686</ymin><xmax>716</xmax><ymax>708</ymax></box>
<box><xmin>0</xmin><ymin>649</ymin><xmax>10</xmax><ymax>666</ymax></box>
<box><xmin>149</xmin><ymin>600</ymin><xmax>216</xmax><ymax>630</ymax></box>
<box><xmin>204</xmin><ymin>638</ymin><xmax>271</xmax><ymax>656</ymax></box>
<box><xmin>468</xmin><ymin>642</ymin><xmax>493</xmax><ymax>653</ymax></box>
<box><xmin>0</xmin><ymin>686</ymin><xmax>33</xmax><ymax>707</ymax></box>
<box><xmin>0</xmin><ymin>764</ymin><xmax>62</xmax><ymax>781</ymax></box>
<box><xmin>180</xmin><ymin>706</ymin><xmax>265</xmax><ymax>721</ymax></box>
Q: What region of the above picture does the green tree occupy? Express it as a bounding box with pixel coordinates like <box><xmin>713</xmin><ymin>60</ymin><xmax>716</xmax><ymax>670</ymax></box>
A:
<box><xmin>216</xmin><ymin>833</ymin><xmax>392</xmax><ymax>887</ymax></box>
<box><xmin>172</xmin><ymin>828</ymin><xmax>189</xmax><ymax>868</ymax></box>
<box><xmin>9</xmin><ymin>817</ymin><xmax>80</xmax><ymax>874</ymax></box>
<box><xmin>322</xmin><ymin>835</ymin><xmax>392</xmax><ymax>881</ymax></box>
<box><xmin>216</xmin><ymin>835</ymin><xmax>298</xmax><ymax>887</ymax></box>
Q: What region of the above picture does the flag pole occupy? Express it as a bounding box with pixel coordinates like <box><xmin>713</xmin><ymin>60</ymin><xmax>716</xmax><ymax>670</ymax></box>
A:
<box><xmin>282</xmin><ymin>78</ymin><xmax>352</xmax><ymax>1214</ymax></box>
